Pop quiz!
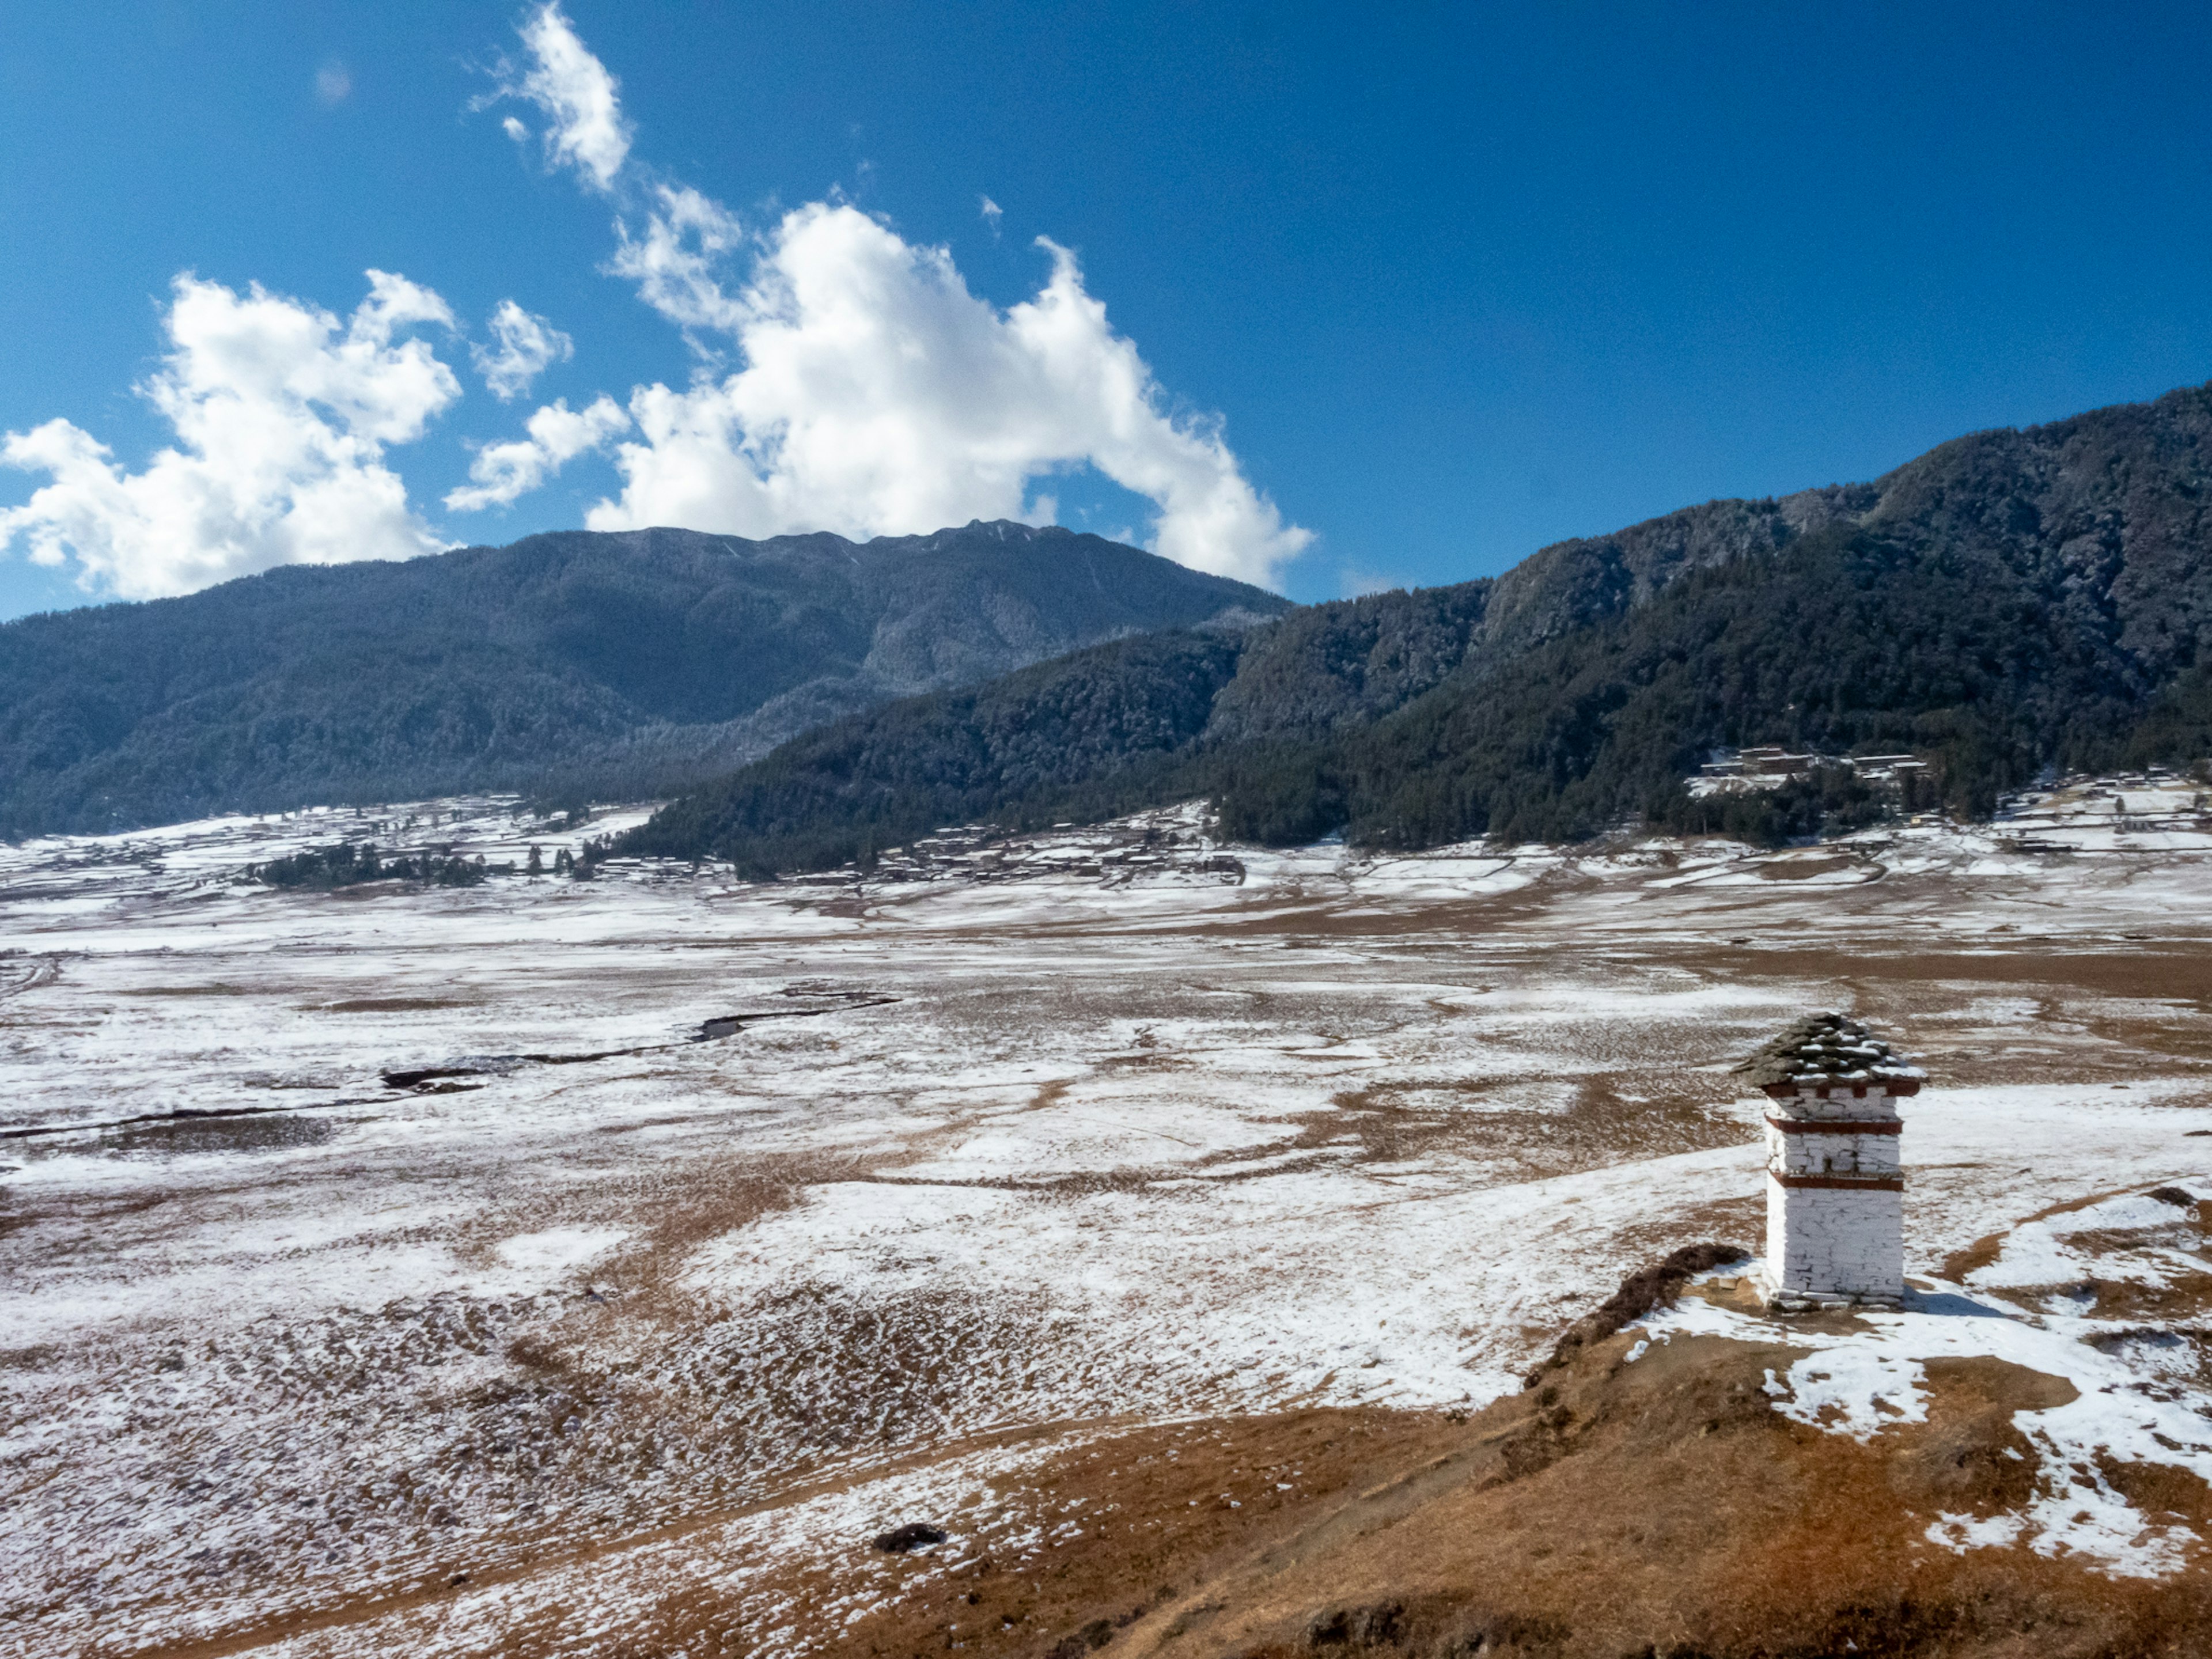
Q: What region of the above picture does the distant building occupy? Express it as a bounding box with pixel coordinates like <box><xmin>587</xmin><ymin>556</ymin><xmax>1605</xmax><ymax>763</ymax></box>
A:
<box><xmin>1690</xmin><ymin>747</ymin><xmax>1929</xmax><ymax>799</ymax></box>
<box><xmin>1732</xmin><ymin>1013</ymin><xmax>1921</xmax><ymax>1310</ymax></box>
<box><xmin>1734</xmin><ymin>745</ymin><xmax>1812</xmax><ymax>776</ymax></box>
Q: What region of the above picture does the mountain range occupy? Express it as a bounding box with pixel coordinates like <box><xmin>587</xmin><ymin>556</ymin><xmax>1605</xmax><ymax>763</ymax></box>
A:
<box><xmin>9</xmin><ymin>381</ymin><xmax>2212</xmax><ymax>861</ymax></box>
<box><xmin>623</xmin><ymin>380</ymin><xmax>2212</xmax><ymax>872</ymax></box>
<box><xmin>0</xmin><ymin>521</ymin><xmax>1285</xmax><ymax>838</ymax></box>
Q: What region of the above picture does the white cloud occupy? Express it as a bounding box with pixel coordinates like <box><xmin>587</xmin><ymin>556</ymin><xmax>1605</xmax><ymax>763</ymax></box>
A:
<box><xmin>481</xmin><ymin>3</ymin><xmax>632</xmax><ymax>193</ymax></box>
<box><xmin>575</xmin><ymin>203</ymin><xmax>1309</xmax><ymax>586</ymax></box>
<box><xmin>607</xmin><ymin>184</ymin><xmax>748</xmax><ymax>344</ymax></box>
<box><xmin>980</xmin><ymin>195</ymin><xmax>1003</xmax><ymax>232</ymax></box>
<box><xmin>468</xmin><ymin>6</ymin><xmax>1309</xmax><ymax>586</ymax></box>
<box><xmin>0</xmin><ymin>271</ymin><xmax>460</xmax><ymax>600</ymax></box>
<box><xmin>315</xmin><ymin>61</ymin><xmax>351</xmax><ymax>107</ymax></box>
<box><xmin>473</xmin><ymin>300</ymin><xmax>574</xmax><ymax>401</ymax></box>
<box><xmin>445</xmin><ymin>394</ymin><xmax>628</xmax><ymax>512</ymax></box>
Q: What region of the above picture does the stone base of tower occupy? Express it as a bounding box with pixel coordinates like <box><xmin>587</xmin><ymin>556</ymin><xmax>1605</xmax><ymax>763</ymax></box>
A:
<box><xmin>1759</xmin><ymin>1180</ymin><xmax>1904</xmax><ymax>1313</ymax></box>
<box><xmin>1752</xmin><ymin>1264</ymin><xmax>1904</xmax><ymax>1314</ymax></box>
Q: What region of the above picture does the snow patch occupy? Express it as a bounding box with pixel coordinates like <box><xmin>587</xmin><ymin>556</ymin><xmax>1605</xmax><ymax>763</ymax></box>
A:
<box><xmin>494</xmin><ymin>1226</ymin><xmax>629</xmax><ymax>1274</ymax></box>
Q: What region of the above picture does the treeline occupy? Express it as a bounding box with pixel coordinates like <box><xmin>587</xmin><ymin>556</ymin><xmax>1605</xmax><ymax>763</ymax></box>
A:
<box><xmin>1212</xmin><ymin>523</ymin><xmax>2162</xmax><ymax>849</ymax></box>
<box><xmin>620</xmin><ymin>512</ymin><xmax>2212</xmax><ymax>873</ymax></box>
<box><xmin>247</xmin><ymin>842</ymin><xmax>505</xmax><ymax>889</ymax></box>
<box><xmin>622</xmin><ymin>631</ymin><xmax>1246</xmax><ymax>876</ymax></box>
<box><xmin>245</xmin><ymin>835</ymin><xmax>631</xmax><ymax>889</ymax></box>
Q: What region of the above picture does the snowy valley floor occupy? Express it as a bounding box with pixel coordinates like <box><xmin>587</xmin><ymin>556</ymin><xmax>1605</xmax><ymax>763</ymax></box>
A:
<box><xmin>3</xmin><ymin>786</ymin><xmax>2212</xmax><ymax>1655</ymax></box>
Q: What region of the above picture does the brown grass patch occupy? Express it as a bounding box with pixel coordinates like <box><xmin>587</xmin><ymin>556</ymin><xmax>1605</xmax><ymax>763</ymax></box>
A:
<box><xmin>1286</xmin><ymin>1074</ymin><xmax>1749</xmax><ymax>1184</ymax></box>
<box><xmin>1117</xmin><ymin>1330</ymin><xmax>2208</xmax><ymax>1659</ymax></box>
<box><xmin>1752</xmin><ymin>855</ymin><xmax>1866</xmax><ymax>881</ymax></box>
<box><xmin>2069</xmin><ymin>1272</ymin><xmax>2212</xmax><ymax>1323</ymax></box>
<box><xmin>1528</xmin><ymin>1241</ymin><xmax>1748</xmax><ymax>1380</ymax></box>
<box><xmin>2096</xmin><ymin>1449</ymin><xmax>2212</xmax><ymax>1530</ymax></box>
<box><xmin>636</xmin><ymin>1408</ymin><xmax>1463</xmax><ymax>1658</ymax></box>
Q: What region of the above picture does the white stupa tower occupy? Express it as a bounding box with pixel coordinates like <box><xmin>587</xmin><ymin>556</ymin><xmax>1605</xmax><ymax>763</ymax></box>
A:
<box><xmin>1734</xmin><ymin>1013</ymin><xmax>1921</xmax><ymax>1310</ymax></box>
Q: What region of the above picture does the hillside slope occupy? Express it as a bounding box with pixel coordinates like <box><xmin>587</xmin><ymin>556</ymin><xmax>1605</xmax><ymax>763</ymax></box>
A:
<box><xmin>0</xmin><ymin>521</ymin><xmax>1286</xmax><ymax>837</ymax></box>
<box><xmin>1110</xmin><ymin>1213</ymin><xmax>2212</xmax><ymax>1659</ymax></box>
<box><xmin>828</xmin><ymin>1214</ymin><xmax>2212</xmax><ymax>1659</ymax></box>
<box><xmin>628</xmin><ymin>380</ymin><xmax>2212</xmax><ymax>869</ymax></box>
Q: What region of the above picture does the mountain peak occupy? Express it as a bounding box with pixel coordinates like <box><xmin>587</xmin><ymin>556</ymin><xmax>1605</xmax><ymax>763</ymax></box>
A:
<box><xmin>0</xmin><ymin>524</ymin><xmax>1290</xmax><ymax>836</ymax></box>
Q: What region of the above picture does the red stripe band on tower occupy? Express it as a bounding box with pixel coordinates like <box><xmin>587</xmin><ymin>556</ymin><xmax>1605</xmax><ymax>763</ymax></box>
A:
<box><xmin>1768</xmin><ymin>1173</ymin><xmax>1905</xmax><ymax>1191</ymax></box>
<box><xmin>1764</xmin><ymin>1117</ymin><xmax>1902</xmax><ymax>1135</ymax></box>
<box><xmin>1762</xmin><ymin>1079</ymin><xmax>1922</xmax><ymax>1099</ymax></box>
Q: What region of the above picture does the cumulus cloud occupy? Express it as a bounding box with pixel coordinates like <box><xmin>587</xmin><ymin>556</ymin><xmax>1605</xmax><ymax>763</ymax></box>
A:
<box><xmin>4</xmin><ymin>5</ymin><xmax>1304</xmax><ymax>596</ymax></box>
<box><xmin>463</xmin><ymin>6</ymin><xmax>1309</xmax><ymax>586</ymax></box>
<box><xmin>569</xmin><ymin>204</ymin><xmax>1309</xmax><ymax>585</ymax></box>
<box><xmin>479</xmin><ymin>2</ymin><xmax>632</xmax><ymax>192</ymax></box>
<box><xmin>473</xmin><ymin>300</ymin><xmax>574</xmax><ymax>401</ymax></box>
<box><xmin>445</xmin><ymin>393</ymin><xmax>628</xmax><ymax>512</ymax></box>
<box><xmin>0</xmin><ymin>272</ymin><xmax>460</xmax><ymax>599</ymax></box>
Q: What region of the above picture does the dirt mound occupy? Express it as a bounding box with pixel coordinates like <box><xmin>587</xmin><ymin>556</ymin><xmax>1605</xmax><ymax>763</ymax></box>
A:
<box><xmin>1101</xmin><ymin>1285</ymin><xmax>2206</xmax><ymax>1659</ymax></box>
<box><xmin>1524</xmin><ymin>1240</ymin><xmax>1746</xmax><ymax>1383</ymax></box>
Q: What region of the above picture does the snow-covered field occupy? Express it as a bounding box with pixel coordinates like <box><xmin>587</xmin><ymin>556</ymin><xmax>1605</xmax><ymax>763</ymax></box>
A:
<box><xmin>5</xmin><ymin>785</ymin><xmax>2211</xmax><ymax>1654</ymax></box>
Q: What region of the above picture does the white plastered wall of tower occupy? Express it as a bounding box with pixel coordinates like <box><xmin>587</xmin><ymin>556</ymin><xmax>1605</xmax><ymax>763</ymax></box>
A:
<box><xmin>1732</xmin><ymin>1014</ymin><xmax>1921</xmax><ymax>1312</ymax></box>
<box><xmin>1763</xmin><ymin>1085</ymin><xmax>1907</xmax><ymax>1305</ymax></box>
<box><xmin>1764</xmin><ymin>1182</ymin><xmax>1904</xmax><ymax>1301</ymax></box>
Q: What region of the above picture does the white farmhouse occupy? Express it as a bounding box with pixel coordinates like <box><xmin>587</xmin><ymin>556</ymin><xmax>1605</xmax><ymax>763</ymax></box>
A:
<box><xmin>1732</xmin><ymin>1013</ymin><xmax>1921</xmax><ymax>1310</ymax></box>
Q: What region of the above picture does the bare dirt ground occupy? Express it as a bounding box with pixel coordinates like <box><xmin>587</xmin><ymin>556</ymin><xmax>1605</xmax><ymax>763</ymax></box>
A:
<box><xmin>3</xmin><ymin>785</ymin><xmax>2211</xmax><ymax>1656</ymax></box>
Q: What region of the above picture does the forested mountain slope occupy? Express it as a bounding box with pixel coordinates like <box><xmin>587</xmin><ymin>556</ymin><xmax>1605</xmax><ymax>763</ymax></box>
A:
<box><xmin>0</xmin><ymin>521</ymin><xmax>1285</xmax><ymax>836</ymax></box>
<box><xmin>625</xmin><ymin>381</ymin><xmax>2212</xmax><ymax>872</ymax></box>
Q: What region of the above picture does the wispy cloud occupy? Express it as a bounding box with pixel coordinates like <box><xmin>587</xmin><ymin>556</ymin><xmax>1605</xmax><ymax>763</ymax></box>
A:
<box><xmin>446</xmin><ymin>394</ymin><xmax>628</xmax><ymax>512</ymax></box>
<box><xmin>478</xmin><ymin>1</ymin><xmax>632</xmax><ymax>193</ymax></box>
<box><xmin>472</xmin><ymin>300</ymin><xmax>573</xmax><ymax>402</ymax></box>
<box><xmin>606</xmin><ymin>184</ymin><xmax>749</xmax><ymax>346</ymax></box>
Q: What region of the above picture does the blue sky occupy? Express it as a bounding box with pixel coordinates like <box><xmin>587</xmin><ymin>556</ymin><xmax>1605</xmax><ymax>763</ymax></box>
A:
<box><xmin>3</xmin><ymin>2</ymin><xmax>2211</xmax><ymax>619</ymax></box>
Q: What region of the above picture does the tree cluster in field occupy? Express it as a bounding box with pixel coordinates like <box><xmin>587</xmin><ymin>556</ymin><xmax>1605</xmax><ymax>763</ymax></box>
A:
<box><xmin>246</xmin><ymin>842</ymin><xmax>505</xmax><ymax>889</ymax></box>
<box><xmin>0</xmin><ymin>522</ymin><xmax>1282</xmax><ymax>840</ymax></box>
<box><xmin>623</xmin><ymin>382</ymin><xmax>2212</xmax><ymax>872</ymax></box>
<box><xmin>559</xmin><ymin>835</ymin><xmax>617</xmax><ymax>879</ymax></box>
